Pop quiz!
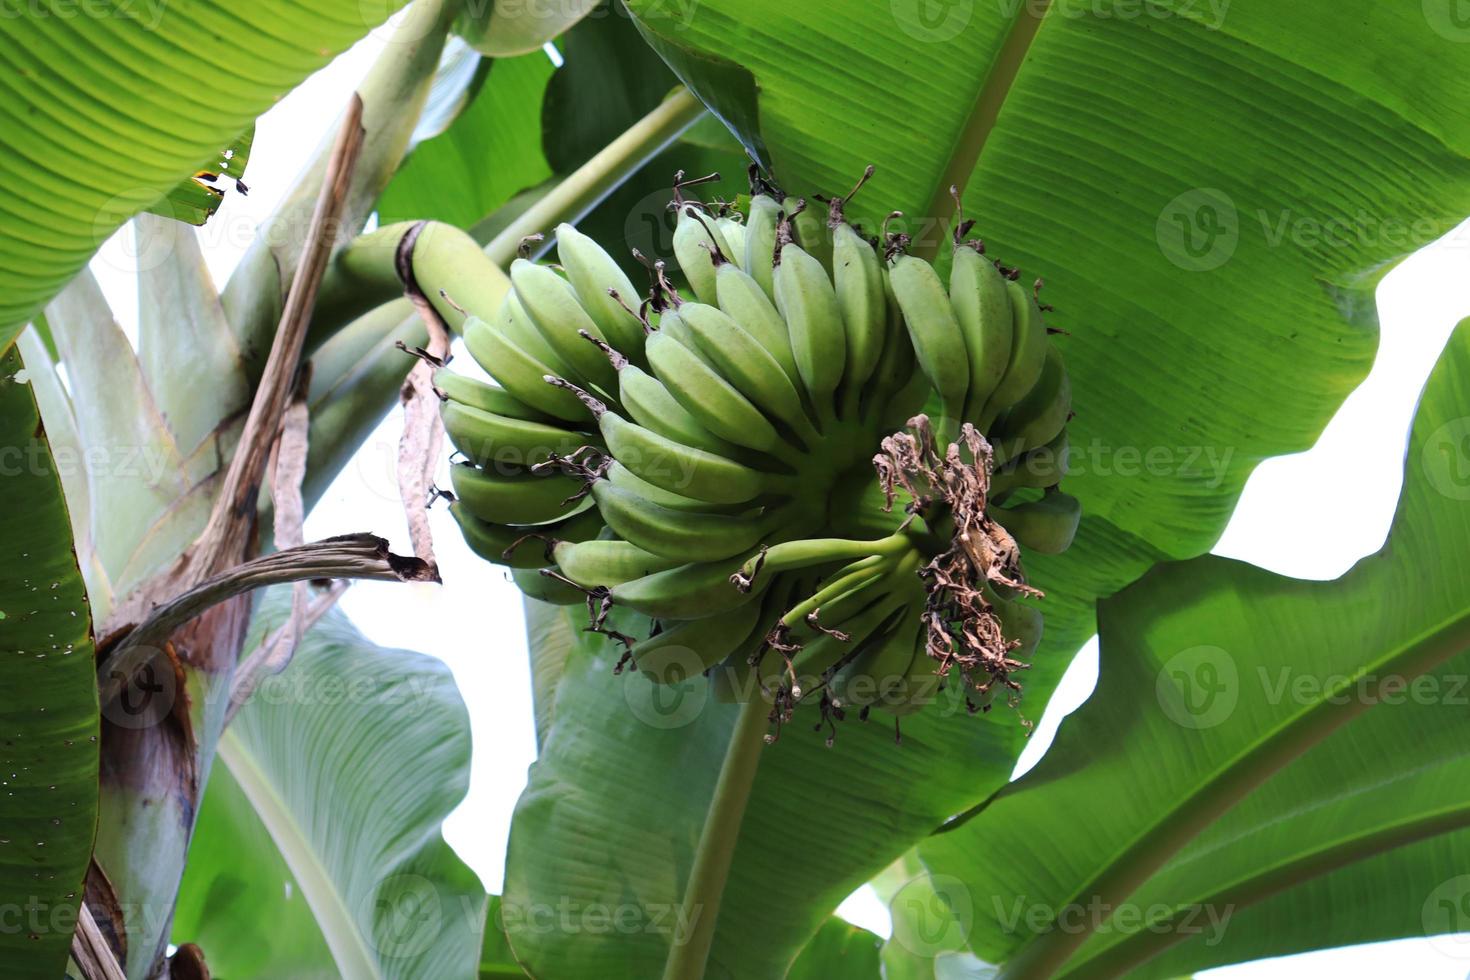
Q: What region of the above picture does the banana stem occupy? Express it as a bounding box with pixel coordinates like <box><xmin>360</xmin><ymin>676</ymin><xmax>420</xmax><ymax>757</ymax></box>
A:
<box><xmin>662</xmin><ymin>693</ymin><xmax>770</xmax><ymax>980</ymax></box>
<box><xmin>485</xmin><ymin>89</ymin><xmax>706</xmax><ymax>267</ymax></box>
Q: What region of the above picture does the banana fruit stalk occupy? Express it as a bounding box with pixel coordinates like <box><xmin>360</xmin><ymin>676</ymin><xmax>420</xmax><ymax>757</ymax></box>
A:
<box><xmin>435</xmin><ymin>167</ymin><xmax>1081</xmax><ymax>742</ymax></box>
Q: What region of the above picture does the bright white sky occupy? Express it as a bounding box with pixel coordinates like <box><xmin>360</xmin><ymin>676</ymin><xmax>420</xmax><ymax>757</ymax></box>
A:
<box><xmin>87</xmin><ymin>22</ymin><xmax>1470</xmax><ymax>979</ymax></box>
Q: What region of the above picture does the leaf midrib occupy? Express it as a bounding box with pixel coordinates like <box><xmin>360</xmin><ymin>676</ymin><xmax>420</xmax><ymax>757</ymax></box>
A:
<box><xmin>1058</xmin><ymin>797</ymin><xmax>1470</xmax><ymax>979</ymax></box>
<box><xmin>915</xmin><ymin>0</ymin><xmax>1054</xmax><ymax>261</ymax></box>
<box><xmin>219</xmin><ymin>729</ymin><xmax>384</xmax><ymax>980</ymax></box>
<box><xmin>996</xmin><ymin>604</ymin><xmax>1470</xmax><ymax>979</ymax></box>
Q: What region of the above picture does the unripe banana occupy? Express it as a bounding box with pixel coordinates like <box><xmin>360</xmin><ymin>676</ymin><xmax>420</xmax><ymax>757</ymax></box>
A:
<box><xmin>671</xmin><ymin>205</ymin><xmax>732</xmax><ymax>305</ymax></box>
<box><xmin>633</xmin><ymin>599</ymin><xmax>764</xmax><ymax>684</ymax></box>
<box><xmin>981</xmin><ymin>278</ymin><xmax>1048</xmax><ymax>425</ymax></box>
<box><xmin>434</xmin><ymin>370</ymin><xmax>549</xmax><ymax>422</ymax></box>
<box><xmin>677</xmin><ymin>302</ymin><xmax>819</xmax><ymax>444</ymax></box>
<box><xmin>610</xmin><ymin>555</ymin><xmax>765</xmax><ymax>620</ymax></box>
<box><xmin>888</xmin><ymin>253</ymin><xmax>969</xmax><ymax>424</ymax></box>
<box><xmin>462</xmin><ymin>315</ymin><xmax>588</xmax><ymax>422</ymax></box>
<box><xmin>616</xmin><ymin>361</ymin><xmax>747</xmax><ymax>459</ymax></box>
<box><xmin>991</xmin><ymin>344</ymin><xmax>1071</xmax><ymax>463</ymax></box>
<box><xmin>988</xmin><ymin>586</ymin><xmax>1043</xmax><ymax>660</ymax></box>
<box><xmin>863</xmin><ymin>274</ymin><xmax>919</xmax><ymax>422</ymax></box>
<box><xmin>871</xmin><ymin>633</ymin><xmax>944</xmax><ymax>717</ymax></box>
<box><xmin>509</xmin><ymin>259</ymin><xmax>619</xmax><ymax>391</ymax></box>
<box><xmin>501</xmin><ymin>291</ymin><xmax>575</xmax><ymax>379</ymax></box>
<box><xmin>994</xmin><ymin>487</ymin><xmax>1081</xmax><ymax>555</ymax></box>
<box><xmin>449</xmin><ymin>502</ymin><xmax>599</xmax><ymax>569</ymax></box>
<box><xmin>596</xmin><ymin>406</ymin><xmax>774</xmax><ymax>505</ymax></box>
<box><xmin>450</xmin><ymin>462</ymin><xmax>588</xmax><ymax>525</ymax></box>
<box><xmin>991</xmin><ymin>428</ymin><xmax>1069</xmax><ymax>497</ymax></box>
<box><xmin>555</xmin><ymin>222</ymin><xmax>646</xmax><ymax>356</ymax></box>
<box><xmin>644</xmin><ymin>328</ymin><xmax>787</xmax><ymax>455</ymax></box>
<box><xmin>781</xmin><ymin>592</ymin><xmax>905</xmax><ymax>697</ymax></box>
<box><xmin>774</xmin><ymin>241</ymin><xmax>846</xmax><ymax>415</ymax></box>
<box><xmin>831</xmin><ymin>221</ymin><xmax>886</xmax><ymax>401</ymax></box>
<box><xmin>784</xmin><ymin>196</ymin><xmax>832</xmax><ymax>273</ymax></box>
<box><xmin>950</xmin><ymin>244</ymin><xmax>1013</xmax><ymax>422</ymax></box>
<box><xmin>591</xmin><ymin>480</ymin><xmax>777</xmax><ymax>562</ymax></box>
<box><xmin>606</xmin><ymin>461</ymin><xmax>745</xmax><ymax>513</ymax></box>
<box><xmin>714</xmin><ymin>261</ymin><xmax>802</xmax><ymax>388</ymax></box>
<box><xmin>829</xmin><ymin>602</ymin><xmax>922</xmax><ymax>710</ymax></box>
<box><xmin>743</xmin><ymin>192</ymin><xmax>782</xmax><ymax>299</ymax></box>
<box><xmin>441</xmin><ymin>400</ymin><xmax>588</xmax><ymax>470</ymax></box>
<box><xmin>715</xmin><ymin>216</ymin><xmax>746</xmax><ymax>269</ymax></box>
<box><xmin>552</xmin><ymin>539</ymin><xmax>682</xmax><ymax>588</ymax></box>
<box><xmin>513</xmin><ymin>566</ymin><xmax>586</xmax><ymax>606</ymax></box>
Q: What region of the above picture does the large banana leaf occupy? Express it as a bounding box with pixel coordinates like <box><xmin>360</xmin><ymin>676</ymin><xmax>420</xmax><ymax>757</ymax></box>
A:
<box><xmin>917</xmin><ymin>320</ymin><xmax>1470</xmax><ymax>976</ymax></box>
<box><xmin>0</xmin><ymin>347</ymin><xmax>97</xmax><ymax>980</ymax></box>
<box><xmin>0</xmin><ymin>0</ymin><xmax>410</xmax><ymax>348</ymax></box>
<box><xmin>503</xmin><ymin>1</ymin><xmax>1470</xmax><ymax>975</ymax></box>
<box><xmin>171</xmin><ymin>591</ymin><xmax>485</xmax><ymax>979</ymax></box>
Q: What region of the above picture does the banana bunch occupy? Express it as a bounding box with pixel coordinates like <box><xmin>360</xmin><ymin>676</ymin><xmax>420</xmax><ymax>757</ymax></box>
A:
<box><xmin>436</xmin><ymin>168</ymin><xmax>1081</xmax><ymax>740</ymax></box>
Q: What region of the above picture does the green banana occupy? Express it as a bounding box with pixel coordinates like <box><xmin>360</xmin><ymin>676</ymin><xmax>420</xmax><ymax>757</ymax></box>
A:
<box><xmin>991</xmin><ymin>428</ymin><xmax>1069</xmax><ymax>496</ymax></box>
<box><xmin>831</xmin><ymin>219</ymin><xmax>886</xmax><ymax>401</ymax></box>
<box><xmin>441</xmin><ymin>400</ymin><xmax>589</xmax><ymax>470</ymax></box>
<box><xmin>501</xmin><ymin>291</ymin><xmax>575</xmax><ymax>379</ymax></box>
<box><xmin>784</xmin><ymin>196</ymin><xmax>832</xmax><ymax>273</ymax></box>
<box><xmin>644</xmin><ymin>328</ymin><xmax>787</xmax><ymax>455</ymax></box>
<box><xmin>448</xmin><ymin>502</ymin><xmax>599</xmax><ymax>569</ymax></box>
<box><xmin>677</xmin><ymin>302</ymin><xmax>820</xmax><ymax>444</ymax></box>
<box><xmin>991</xmin><ymin>344</ymin><xmax>1071</xmax><ymax>463</ymax></box>
<box><xmin>552</xmin><ymin>539</ymin><xmax>682</xmax><ymax>588</ymax></box>
<box><xmin>632</xmin><ymin>599</ymin><xmax>764</xmax><ymax>684</ymax></box>
<box><xmin>714</xmin><ymin>260</ymin><xmax>803</xmax><ymax>388</ymax></box>
<box><xmin>671</xmin><ymin>205</ymin><xmax>732</xmax><ymax>305</ymax></box>
<box><xmin>888</xmin><ymin>253</ymin><xmax>969</xmax><ymax>423</ymax></box>
<box><xmin>871</xmin><ymin>633</ymin><xmax>944</xmax><ymax>717</ymax></box>
<box><xmin>743</xmin><ymin>192</ymin><xmax>782</xmax><ymax>299</ymax></box>
<box><xmin>862</xmin><ymin>273</ymin><xmax>920</xmax><ymax>422</ymax></box>
<box><xmin>555</xmin><ymin>222</ymin><xmax>646</xmax><ymax>356</ymax></box>
<box><xmin>591</xmin><ymin>480</ymin><xmax>778</xmax><ymax>562</ymax></box>
<box><xmin>434</xmin><ymin>370</ymin><xmax>548</xmax><ymax>422</ymax></box>
<box><xmin>715</xmin><ymin>215</ymin><xmax>746</xmax><ymax>269</ymax></box>
<box><xmin>450</xmin><ymin>462</ymin><xmax>587</xmax><ymax>525</ymax></box>
<box><xmin>605</xmin><ymin>461</ymin><xmax>742</xmax><ymax>513</ymax></box>
<box><xmin>829</xmin><ymin>601</ymin><xmax>922</xmax><ymax>709</ymax></box>
<box><xmin>509</xmin><ymin>258</ymin><xmax>619</xmax><ymax>391</ymax></box>
<box><xmin>512</xmin><ymin>566</ymin><xmax>586</xmax><ymax>606</ymax></box>
<box><xmin>774</xmin><ymin>239</ymin><xmax>846</xmax><ymax>415</ymax></box>
<box><xmin>950</xmin><ymin>244</ymin><xmax>1013</xmax><ymax>422</ymax></box>
<box><xmin>462</xmin><ymin>315</ymin><xmax>589</xmax><ymax>422</ymax></box>
<box><xmin>610</xmin><ymin>555</ymin><xmax>764</xmax><ymax>620</ymax></box>
<box><xmin>988</xmin><ymin>586</ymin><xmax>1044</xmax><ymax>660</ymax></box>
<box><xmin>615</xmin><ymin>361</ymin><xmax>747</xmax><ymax>459</ymax></box>
<box><xmin>595</xmin><ymin>405</ymin><xmax>774</xmax><ymax>505</ymax></box>
<box><xmin>981</xmin><ymin>277</ymin><xmax>1049</xmax><ymax>425</ymax></box>
<box><xmin>994</xmin><ymin>487</ymin><xmax>1081</xmax><ymax>555</ymax></box>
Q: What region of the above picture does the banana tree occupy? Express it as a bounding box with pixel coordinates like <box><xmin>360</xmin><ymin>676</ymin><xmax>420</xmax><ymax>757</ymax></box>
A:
<box><xmin>3</xmin><ymin>0</ymin><xmax>1470</xmax><ymax>978</ymax></box>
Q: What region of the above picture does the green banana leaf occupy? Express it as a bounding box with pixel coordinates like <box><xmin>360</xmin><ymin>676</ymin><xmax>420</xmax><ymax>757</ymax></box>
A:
<box><xmin>539</xmin><ymin>2</ymin><xmax>679</xmax><ymax>173</ymax></box>
<box><xmin>377</xmin><ymin>51</ymin><xmax>556</xmax><ymax>228</ymax></box>
<box><xmin>0</xmin><ymin>347</ymin><xmax>97</xmax><ymax>980</ymax></box>
<box><xmin>144</xmin><ymin>126</ymin><xmax>254</xmax><ymax>226</ymax></box>
<box><xmin>456</xmin><ymin>0</ymin><xmax>600</xmax><ymax>56</ymax></box>
<box><xmin>492</xmin><ymin>2</ymin><xmax>1470</xmax><ymax>972</ymax></box>
<box><xmin>0</xmin><ymin>0</ymin><xmax>412</xmax><ymax>350</ymax></box>
<box><xmin>786</xmin><ymin>918</ymin><xmax>884</xmax><ymax>979</ymax></box>
<box><xmin>481</xmin><ymin>896</ymin><xmax>529</xmax><ymax>977</ymax></box>
<box><xmin>171</xmin><ymin>591</ymin><xmax>486</xmax><ymax>979</ymax></box>
<box><xmin>917</xmin><ymin>320</ymin><xmax>1470</xmax><ymax>977</ymax></box>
